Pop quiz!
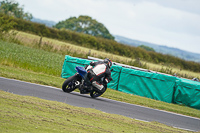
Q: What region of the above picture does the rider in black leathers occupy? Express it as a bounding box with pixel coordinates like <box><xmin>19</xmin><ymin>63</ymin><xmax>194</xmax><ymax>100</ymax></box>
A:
<box><xmin>85</xmin><ymin>58</ymin><xmax>113</xmax><ymax>93</ymax></box>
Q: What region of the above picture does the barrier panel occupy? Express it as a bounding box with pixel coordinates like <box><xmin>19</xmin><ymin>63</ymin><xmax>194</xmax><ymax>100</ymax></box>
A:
<box><xmin>107</xmin><ymin>64</ymin><xmax>122</xmax><ymax>90</ymax></box>
<box><xmin>117</xmin><ymin>67</ymin><xmax>177</xmax><ymax>103</ymax></box>
<box><xmin>173</xmin><ymin>78</ymin><xmax>200</xmax><ymax>109</ymax></box>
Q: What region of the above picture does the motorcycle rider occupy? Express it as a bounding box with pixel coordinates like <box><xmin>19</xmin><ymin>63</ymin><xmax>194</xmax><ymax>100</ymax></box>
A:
<box><xmin>85</xmin><ymin>58</ymin><xmax>113</xmax><ymax>93</ymax></box>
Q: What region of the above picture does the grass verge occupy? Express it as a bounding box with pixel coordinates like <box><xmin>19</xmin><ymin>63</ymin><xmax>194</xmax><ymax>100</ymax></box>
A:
<box><xmin>0</xmin><ymin>90</ymin><xmax>194</xmax><ymax>133</ymax></box>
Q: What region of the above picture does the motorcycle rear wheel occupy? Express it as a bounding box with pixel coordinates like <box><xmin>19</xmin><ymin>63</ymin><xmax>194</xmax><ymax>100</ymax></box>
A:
<box><xmin>62</xmin><ymin>75</ymin><xmax>78</xmax><ymax>93</ymax></box>
<box><xmin>90</xmin><ymin>87</ymin><xmax>107</xmax><ymax>98</ymax></box>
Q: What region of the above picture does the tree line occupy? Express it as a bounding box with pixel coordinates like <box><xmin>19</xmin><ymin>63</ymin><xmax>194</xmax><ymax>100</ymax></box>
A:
<box><xmin>1</xmin><ymin>13</ymin><xmax>200</xmax><ymax>72</ymax></box>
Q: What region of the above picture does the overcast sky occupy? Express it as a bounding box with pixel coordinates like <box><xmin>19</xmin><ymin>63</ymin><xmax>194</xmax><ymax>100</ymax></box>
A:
<box><xmin>16</xmin><ymin>0</ymin><xmax>200</xmax><ymax>54</ymax></box>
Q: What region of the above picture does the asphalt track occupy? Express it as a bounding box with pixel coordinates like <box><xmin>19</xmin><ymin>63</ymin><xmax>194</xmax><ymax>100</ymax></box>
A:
<box><xmin>0</xmin><ymin>77</ymin><xmax>200</xmax><ymax>132</ymax></box>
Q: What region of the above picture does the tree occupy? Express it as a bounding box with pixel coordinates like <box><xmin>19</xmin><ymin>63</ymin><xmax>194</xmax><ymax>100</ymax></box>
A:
<box><xmin>138</xmin><ymin>45</ymin><xmax>155</xmax><ymax>52</ymax></box>
<box><xmin>54</xmin><ymin>15</ymin><xmax>114</xmax><ymax>40</ymax></box>
<box><xmin>0</xmin><ymin>0</ymin><xmax>32</xmax><ymax>20</ymax></box>
<box><xmin>0</xmin><ymin>15</ymin><xmax>17</xmax><ymax>40</ymax></box>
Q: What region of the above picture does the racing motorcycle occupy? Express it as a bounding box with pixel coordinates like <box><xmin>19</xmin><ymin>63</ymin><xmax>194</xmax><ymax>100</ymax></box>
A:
<box><xmin>62</xmin><ymin>66</ymin><xmax>107</xmax><ymax>98</ymax></box>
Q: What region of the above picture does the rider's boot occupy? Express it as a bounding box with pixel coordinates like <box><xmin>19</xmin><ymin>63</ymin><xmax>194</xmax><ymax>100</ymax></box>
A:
<box><xmin>92</xmin><ymin>81</ymin><xmax>105</xmax><ymax>93</ymax></box>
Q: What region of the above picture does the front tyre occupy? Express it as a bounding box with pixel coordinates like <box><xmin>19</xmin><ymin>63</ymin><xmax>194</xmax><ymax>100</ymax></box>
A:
<box><xmin>62</xmin><ymin>75</ymin><xmax>78</xmax><ymax>93</ymax></box>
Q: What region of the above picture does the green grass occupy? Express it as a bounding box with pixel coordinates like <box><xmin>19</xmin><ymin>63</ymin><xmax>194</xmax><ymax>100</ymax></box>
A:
<box><xmin>0</xmin><ymin>65</ymin><xmax>65</xmax><ymax>88</ymax></box>
<box><xmin>0</xmin><ymin>90</ymin><xmax>194</xmax><ymax>133</ymax></box>
<box><xmin>0</xmin><ymin>40</ymin><xmax>64</xmax><ymax>76</ymax></box>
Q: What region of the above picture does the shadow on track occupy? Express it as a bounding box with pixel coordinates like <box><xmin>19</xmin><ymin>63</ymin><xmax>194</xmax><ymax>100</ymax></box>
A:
<box><xmin>59</xmin><ymin>89</ymin><xmax>114</xmax><ymax>103</ymax></box>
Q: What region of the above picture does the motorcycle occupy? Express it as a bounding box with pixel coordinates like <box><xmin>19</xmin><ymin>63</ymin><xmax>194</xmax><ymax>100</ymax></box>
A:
<box><xmin>62</xmin><ymin>66</ymin><xmax>107</xmax><ymax>98</ymax></box>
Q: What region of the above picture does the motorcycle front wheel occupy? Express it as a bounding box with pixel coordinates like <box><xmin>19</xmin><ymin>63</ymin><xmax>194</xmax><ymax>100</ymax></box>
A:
<box><xmin>62</xmin><ymin>75</ymin><xmax>79</xmax><ymax>93</ymax></box>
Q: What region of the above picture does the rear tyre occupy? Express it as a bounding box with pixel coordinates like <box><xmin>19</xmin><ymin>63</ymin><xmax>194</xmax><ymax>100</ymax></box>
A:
<box><xmin>90</xmin><ymin>86</ymin><xmax>107</xmax><ymax>98</ymax></box>
<box><xmin>62</xmin><ymin>75</ymin><xmax>78</xmax><ymax>93</ymax></box>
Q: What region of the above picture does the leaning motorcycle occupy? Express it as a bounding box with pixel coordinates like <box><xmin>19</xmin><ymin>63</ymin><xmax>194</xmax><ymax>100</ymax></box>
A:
<box><xmin>62</xmin><ymin>66</ymin><xmax>107</xmax><ymax>98</ymax></box>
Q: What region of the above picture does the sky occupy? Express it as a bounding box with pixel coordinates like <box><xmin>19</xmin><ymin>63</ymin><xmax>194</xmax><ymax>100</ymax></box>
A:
<box><xmin>16</xmin><ymin>0</ymin><xmax>200</xmax><ymax>54</ymax></box>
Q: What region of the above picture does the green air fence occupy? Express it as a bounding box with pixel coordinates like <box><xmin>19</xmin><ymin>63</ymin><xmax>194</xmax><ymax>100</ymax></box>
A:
<box><xmin>107</xmin><ymin>64</ymin><xmax>122</xmax><ymax>91</ymax></box>
<box><xmin>61</xmin><ymin>55</ymin><xmax>200</xmax><ymax>109</ymax></box>
<box><xmin>117</xmin><ymin>67</ymin><xmax>177</xmax><ymax>103</ymax></box>
<box><xmin>173</xmin><ymin>78</ymin><xmax>200</xmax><ymax>110</ymax></box>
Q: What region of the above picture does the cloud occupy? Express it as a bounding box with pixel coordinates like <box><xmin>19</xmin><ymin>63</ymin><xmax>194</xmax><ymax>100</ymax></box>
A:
<box><xmin>106</xmin><ymin>1</ymin><xmax>200</xmax><ymax>53</ymax></box>
<box><xmin>135</xmin><ymin>2</ymin><xmax>200</xmax><ymax>35</ymax></box>
<box><xmin>148</xmin><ymin>0</ymin><xmax>200</xmax><ymax>15</ymax></box>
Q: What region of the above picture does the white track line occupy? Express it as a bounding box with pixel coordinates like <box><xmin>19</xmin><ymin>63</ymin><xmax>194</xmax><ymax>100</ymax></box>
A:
<box><xmin>134</xmin><ymin>118</ymin><xmax>149</xmax><ymax>122</ymax></box>
<box><xmin>173</xmin><ymin>126</ymin><xmax>196</xmax><ymax>132</ymax></box>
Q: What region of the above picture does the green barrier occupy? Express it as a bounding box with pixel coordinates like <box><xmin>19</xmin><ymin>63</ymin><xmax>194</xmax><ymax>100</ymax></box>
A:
<box><xmin>117</xmin><ymin>67</ymin><xmax>177</xmax><ymax>103</ymax></box>
<box><xmin>173</xmin><ymin>78</ymin><xmax>200</xmax><ymax>109</ymax></box>
<box><xmin>107</xmin><ymin>64</ymin><xmax>122</xmax><ymax>90</ymax></box>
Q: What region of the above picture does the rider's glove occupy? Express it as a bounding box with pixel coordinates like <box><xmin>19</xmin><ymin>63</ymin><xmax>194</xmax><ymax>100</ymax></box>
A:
<box><xmin>90</xmin><ymin>61</ymin><xmax>95</xmax><ymax>66</ymax></box>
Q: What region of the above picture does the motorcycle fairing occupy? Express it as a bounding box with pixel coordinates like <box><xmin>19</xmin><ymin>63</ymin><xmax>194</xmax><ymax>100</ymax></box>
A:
<box><xmin>75</xmin><ymin>66</ymin><xmax>87</xmax><ymax>79</ymax></box>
